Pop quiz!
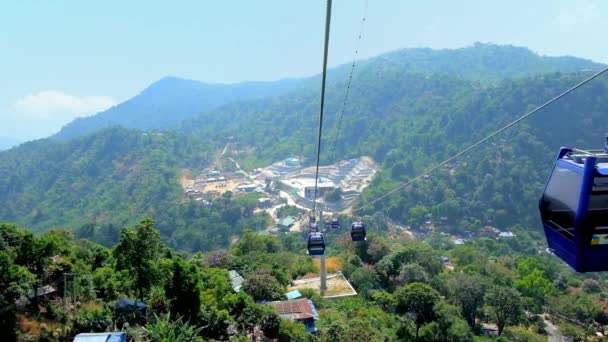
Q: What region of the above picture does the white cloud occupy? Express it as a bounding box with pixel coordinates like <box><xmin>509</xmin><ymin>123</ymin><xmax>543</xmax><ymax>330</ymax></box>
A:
<box><xmin>11</xmin><ymin>90</ymin><xmax>117</xmax><ymax>121</ymax></box>
<box><xmin>2</xmin><ymin>90</ymin><xmax>118</xmax><ymax>140</ymax></box>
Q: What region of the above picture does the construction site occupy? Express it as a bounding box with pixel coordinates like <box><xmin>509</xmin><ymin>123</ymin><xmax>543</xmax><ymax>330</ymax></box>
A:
<box><xmin>260</xmin><ymin>156</ymin><xmax>378</xmax><ymax>212</ymax></box>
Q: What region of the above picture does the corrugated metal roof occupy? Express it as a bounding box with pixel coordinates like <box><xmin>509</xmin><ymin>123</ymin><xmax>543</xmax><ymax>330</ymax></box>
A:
<box><xmin>279</xmin><ymin>217</ymin><xmax>296</xmax><ymax>227</ymax></box>
<box><xmin>285</xmin><ymin>290</ymin><xmax>302</xmax><ymax>300</ymax></box>
<box><xmin>73</xmin><ymin>332</ymin><xmax>126</xmax><ymax>342</ymax></box>
<box><xmin>228</xmin><ymin>270</ymin><xmax>244</xmax><ymax>292</ymax></box>
<box><xmin>268</xmin><ymin>298</ymin><xmax>318</xmax><ymax>321</ymax></box>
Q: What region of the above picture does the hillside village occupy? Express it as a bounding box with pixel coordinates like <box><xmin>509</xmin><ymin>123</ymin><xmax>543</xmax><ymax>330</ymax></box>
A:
<box><xmin>181</xmin><ymin>155</ymin><xmax>378</xmax><ymax>234</ymax></box>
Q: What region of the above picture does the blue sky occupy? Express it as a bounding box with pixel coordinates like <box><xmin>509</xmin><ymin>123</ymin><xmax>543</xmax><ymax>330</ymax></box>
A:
<box><xmin>0</xmin><ymin>0</ymin><xmax>606</xmax><ymax>141</ymax></box>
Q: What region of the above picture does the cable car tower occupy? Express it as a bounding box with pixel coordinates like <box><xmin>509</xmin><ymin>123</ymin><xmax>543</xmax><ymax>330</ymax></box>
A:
<box><xmin>305</xmin><ymin>0</ymin><xmax>334</xmax><ymax>296</ymax></box>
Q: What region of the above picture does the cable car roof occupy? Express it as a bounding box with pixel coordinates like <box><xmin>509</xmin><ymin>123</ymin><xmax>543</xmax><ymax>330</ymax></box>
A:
<box><xmin>597</xmin><ymin>164</ymin><xmax>608</xmax><ymax>175</ymax></box>
<box><xmin>560</xmin><ymin>150</ymin><xmax>608</xmax><ymax>175</ymax></box>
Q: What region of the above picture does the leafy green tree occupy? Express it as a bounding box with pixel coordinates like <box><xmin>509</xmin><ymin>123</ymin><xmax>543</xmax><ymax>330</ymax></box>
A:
<box><xmin>419</xmin><ymin>302</ymin><xmax>472</xmax><ymax>342</ymax></box>
<box><xmin>0</xmin><ymin>251</ymin><xmax>35</xmax><ymax>340</ymax></box>
<box><xmin>354</xmin><ymin>234</ymin><xmax>390</xmax><ymax>264</ymax></box>
<box><xmin>278</xmin><ymin>318</ymin><xmax>312</xmax><ymax>342</ymax></box>
<box><xmin>73</xmin><ymin>304</ymin><xmax>113</xmax><ymax>334</ymax></box>
<box><xmin>395</xmin><ymin>282</ymin><xmax>440</xmax><ymax>338</ymax></box>
<box><xmin>242</xmin><ymin>269</ymin><xmax>285</xmax><ymax>301</ymax></box>
<box><xmin>232</xmin><ymin>230</ymin><xmax>281</xmax><ymax>256</ymax></box>
<box><xmin>371</xmin><ymin>290</ymin><xmax>396</xmax><ymax>312</ymax></box>
<box><xmin>484</xmin><ymin>285</ymin><xmax>523</xmax><ymax>336</ymax></box>
<box><xmin>581</xmin><ymin>279</ymin><xmax>601</xmax><ymax>294</ymax></box>
<box><xmin>425</xmin><ymin>232</ymin><xmax>455</xmax><ymax>251</ymax></box>
<box><xmin>408</xmin><ymin>205</ymin><xmax>429</xmax><ymax>229</ymax></box>
<box><xmin>199</xmin><ymin>305</ymin><xmax>233</xmax><ymax>340</ymax></box>
<box><xmin>515</xmin><ymin>269</ymin><xmax>555</xmax><ymax>311</ymax></box>
<box><xmin>205</xmin><ymin>250</ymin><xmax>232</xmax><ymax>269</ymax></box>
<box><xmin>145</xmin><ymin>313</ymin><xmax>203</xmax><ymax>342</ymax></box>
<box><xmin>349</xmin><ymin>268</ymin><xmax>379</xmax><ymax>298</ymax></box>
<box><xmin>92</xmin><ymin>267</ymin><xmax>120</xmax><ymax>300</ymax></box>
<box><xmin>323</xmin><ymin>188</ymin><xmax>343</xmax><ymax>202</ymax></box>
<box><xmin>114</xmin><ymin>218</ymin><xmax>163</xmax><ymax>300</ymax></box>
<box><xmin>165</xmin><ymin>258</ymin><xmax>202</xmax><ymax>322</ymax></box>
<box><xmin>319</xmin><ymin>316</ymin><xmax>347</xmax><ymax>342</ymax></box>
<box><xmin>446</xmin><ymin>273</ymin><xmax>488</xmax><ymax>327</ymax></box>
<box><xmin>396</xmin><ymin>263</ymin><xmax>429</xmax><ymax>286</ymax></box>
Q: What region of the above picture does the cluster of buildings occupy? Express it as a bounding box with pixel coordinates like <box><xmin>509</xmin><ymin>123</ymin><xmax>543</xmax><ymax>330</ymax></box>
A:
<box><xmin>270</xmin><ymin>157</ymin><xmax>378</xmax><ymax>211</ymax></box>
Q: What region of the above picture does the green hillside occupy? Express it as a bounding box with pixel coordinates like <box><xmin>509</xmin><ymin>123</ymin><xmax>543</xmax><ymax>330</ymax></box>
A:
<box><xmin>54</xmin><ymin>76</ymin><xmax>302</xmax><ymax>140</ymax></box>
<box><xmin>1</xmin><ymin>44</ymin><xmax>607</xmax><ymax>250</ymax></box>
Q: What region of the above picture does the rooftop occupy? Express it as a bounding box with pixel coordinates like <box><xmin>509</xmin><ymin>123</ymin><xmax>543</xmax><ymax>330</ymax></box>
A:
<box><xmin>281</xmin><ymin>177</ymin><xmax>336</xmax><ymax>190</ymax></box>
<box><xmin>289</xmin><ymin>272</ymin><xmax>357</xmax><ymax>299</ymax></box>
<box><xmin>228</xmin><ymin>270</ymin><xmax>245</xmax><ymax>292</ymax></box>
<box><xmin>278</xmin><ymin>216</ymin><xmax>297</xmax><ymax>227</ymax></box>
<box><xmin>73</xmin><ymin>333</ymin><xmax>126</xmax><ymax>342</ymax></box>
<box><xmin>286</xmin><ymin>290</ymin><xmax>302</xmax><ymax>300</ymax></box>
<box><xmin>268</xmin><ymin>298</ymin><xmax>319</xmax><ymax>321</ymax></box>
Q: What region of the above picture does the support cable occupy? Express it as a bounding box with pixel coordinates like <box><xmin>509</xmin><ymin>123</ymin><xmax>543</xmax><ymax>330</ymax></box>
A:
<box><xmin>312</xmin><ymin>0</ymin><xmax>333</xmax><ymax>214</ymax></box>
<box><xmin>352</xmin><ymin>67</ymin><xmax>608</xmax><ymax>213</ymax></box>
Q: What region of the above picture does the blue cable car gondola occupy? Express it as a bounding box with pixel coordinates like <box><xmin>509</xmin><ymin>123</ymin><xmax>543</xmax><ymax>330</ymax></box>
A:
<box><xmin>351</xmin><ymin>221</ymin><xmax>366</xmax><ymax>241</ymax></box>
<box><xmin>309</xmin><ymin>222</ymin><xmax>319</xmax><ymax>232</ymax></box>
<box><xmin>540</xmin><ymin>145</ymin><xmax>608</xmax><ymax>272</ymax></box>
<box><xmin>331</xmin><ymin>218</ymin><xmax>340</xmax><ymax>230</ymax></box>
<box><xmin>307</xmin><ymin>233</ymin><xmax>325</xmax><ymax>255</ymax></box>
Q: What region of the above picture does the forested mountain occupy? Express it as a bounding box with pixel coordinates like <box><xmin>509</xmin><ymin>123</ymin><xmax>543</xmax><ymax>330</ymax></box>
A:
<box><xmin>183</xmin><ymin>70</ymin><xmax>608</xmax><ymax>230</ymax></box>
<box><xmin>54</xmin><ymin>76</ymin><xmax>302</xmax><ymax>140</ymax></box>
<box><xmin>1</xmin><ymin>44</ymin><xmax>607</xmax><ymax>250</ymax></box>
<box><xmin>0</xmin><ymin>128</ymin><xmax>273</xmax><ymax>251</ymax></box>
<box><xmin>370</xmin><ymin>42</ymin><xmax>604</xmax><ymax>82</ymax></box>
<box><xmin>54</xmin><ymin>44</ymin><xmax>603</xmax><ymax>141</ymax></box>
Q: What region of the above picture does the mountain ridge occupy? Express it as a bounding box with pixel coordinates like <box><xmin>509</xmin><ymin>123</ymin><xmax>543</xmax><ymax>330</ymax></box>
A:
<box><xmin>53</xmin><ymin>44</ymin><xmax>604</xmax><ymax>141</ymax></box>
<box><xmin>54</xmin><ymin>76</ymin><xmax>303</xmax><ymax>140</ymax></box>
<box><xmin>2</xmin><ymin>43</ymin><xmax>608</xmax><ymax>250</ymax></box>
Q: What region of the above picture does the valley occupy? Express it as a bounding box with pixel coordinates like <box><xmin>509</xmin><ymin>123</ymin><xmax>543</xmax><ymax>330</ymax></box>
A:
<box><xmin>2</xmin><ymin>42</ymin><xmax>608</xmax><ymax>341</ymax></box>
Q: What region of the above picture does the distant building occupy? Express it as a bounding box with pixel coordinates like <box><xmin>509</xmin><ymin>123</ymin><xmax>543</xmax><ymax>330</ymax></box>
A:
<box><xmin>286</xmin><ymin>290</ymin><xmax>302</xmax><ymax>300</ymax></box>
<box><xmin>236</xmin><ymin>183</ymin><xmax>258</xmax><ymax>192</ymax></box>
<box><xmin>268</xmin><ymin>298</ymin><xmax>319</xmax><ymax>333</ymax></box>
<box><xmin>115</xmin><ymin>298</ymin><xmax>146</xmax><ymax>319</ymax></box>
<box><xmin>228</xmin><ymin>270</ymin><xmax>245</xmax><ymax>292</ymax></box>
<box><xmin>285</xmin><ymin>158</ymin><xmax>301</xmax><ymax>167</ymax></box>
<box><xmin>258</xmin><ymin>198</ymin><xmax>271</xmax><ymax>208</ymax></box>
<box><xmin>278</xmin><ymin>216</ymin><xmax>296</xmax><ymax>229</ymax></box>
<box><xmin>481</xmin><ymin>323</ymin><xmax>499</xmax><ymax>337</ymax></box>
<box><xmin>73</xmin><ymin>333</ymin><xmax>126</xmax><ymax>342</ymax></box>
<box><xmin>499</xmin><ymin>231</ymin><xmax>516</xmax><ymax>238</ymax></box>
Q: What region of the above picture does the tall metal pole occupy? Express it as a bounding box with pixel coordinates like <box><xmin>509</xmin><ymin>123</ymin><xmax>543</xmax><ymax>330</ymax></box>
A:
<box><xmin>320</xmin><ymin>255</ymin><xmax>327</xmax><ymax>295</ymax></box>
<box><xmin>63</xmin><ymin>273</ymin><xmax>67</xmax><ymax>309</ymax></box>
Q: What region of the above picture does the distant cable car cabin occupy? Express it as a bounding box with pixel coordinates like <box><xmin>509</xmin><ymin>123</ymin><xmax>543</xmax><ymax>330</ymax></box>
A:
<box><xmin>331</xmin><ymin>218</ymin><xmax>340</xmax><ymax>230</ymax></box>
<box><xmin>307</xmin><ymin>233</ymin><xmax>325</xmax><ymax>255</ymax></box>
<box><xmin>540</xmin><ymin>143</ymin><xmax>608</xmax><ymax>272</ymax></box>
<box><xmin>351</xmin><ymin>222</ymin><xmax>366</xmax><ymax>241</ymax></box>
<box><xmin>309</xmin><ymin>222</ymin><xmax>319</xmax><ymax>233</ymax></box>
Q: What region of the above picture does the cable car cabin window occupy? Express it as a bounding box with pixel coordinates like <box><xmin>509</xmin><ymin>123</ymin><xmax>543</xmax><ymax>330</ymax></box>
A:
<box><xmin>541</xmin><ymin>166</ymin><xmax>582</xmax><ymax>239</ymax></box>
<box><xmin>588</xmin><ymin>176</ymin><xmax>608</xmax><ymax>245</ymax></box>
